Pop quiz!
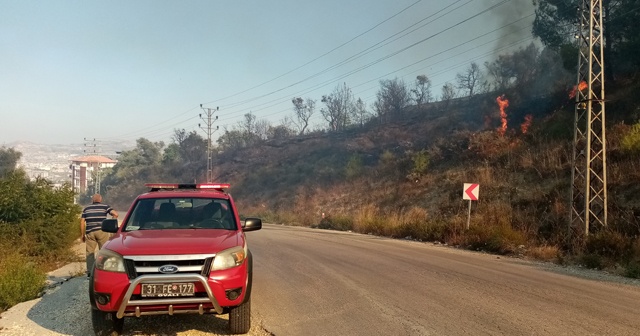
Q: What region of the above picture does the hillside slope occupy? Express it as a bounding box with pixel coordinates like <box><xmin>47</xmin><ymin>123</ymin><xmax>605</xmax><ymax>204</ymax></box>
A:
<box><xmin>214</xmin><ymin>84</ymin><xmax>640</xmax><ymax>256</ymax></box>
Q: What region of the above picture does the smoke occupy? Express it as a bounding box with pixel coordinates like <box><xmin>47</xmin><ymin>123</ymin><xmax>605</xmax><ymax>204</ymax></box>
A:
<box><xmin>482</xmin><ymin>0</ymin><xmax>536</xmax><ymax>51</ymax></box>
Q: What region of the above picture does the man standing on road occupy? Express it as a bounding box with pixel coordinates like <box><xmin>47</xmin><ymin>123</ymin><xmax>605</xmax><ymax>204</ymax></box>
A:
<box><xmin>81</xmin><ymin>193</ymin><xmax>118</xmax><ymax>277</ymax></box>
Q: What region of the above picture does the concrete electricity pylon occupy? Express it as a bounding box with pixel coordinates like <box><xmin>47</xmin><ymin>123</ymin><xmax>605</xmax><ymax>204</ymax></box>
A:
<box><xmin>84</xmin><ymin>137</ymin><xmax>102</xmax><ymax>194</ymax></box>
<box><xmin>570</xmin><ymin>0</ymin><xmax>607</xmax><ymax>237</ymax></box>
<box><xmin>199</xmin><ymin>104</ymin><xmax>219</xmax><ymax>183</ymax></box>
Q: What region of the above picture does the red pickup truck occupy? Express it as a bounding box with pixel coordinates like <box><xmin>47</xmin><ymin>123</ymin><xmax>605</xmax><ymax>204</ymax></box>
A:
<box><xmin>89</xmin><ymin>183</ymin><xmax>262</xmax><ymax>336</ymax></box>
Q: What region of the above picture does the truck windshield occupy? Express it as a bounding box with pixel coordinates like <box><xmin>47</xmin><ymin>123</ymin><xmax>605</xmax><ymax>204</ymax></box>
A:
<box><xmin>122</xmin><ymin>197</ymin><xmax>236</xmax><ymax>231</ymax></box>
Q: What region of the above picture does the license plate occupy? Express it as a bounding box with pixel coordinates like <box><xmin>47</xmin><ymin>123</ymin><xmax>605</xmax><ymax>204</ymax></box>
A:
<box><xmin>141</xmin><ymin>283</ymin><xmax>195</xmax><ymax>297</ymax></box>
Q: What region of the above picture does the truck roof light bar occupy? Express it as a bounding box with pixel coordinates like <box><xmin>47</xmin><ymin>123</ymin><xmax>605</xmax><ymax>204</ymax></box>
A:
<box><xmin>145</xmin><ymin>183</ymin><xmax>230</xmax><ymax>192</ymax></box>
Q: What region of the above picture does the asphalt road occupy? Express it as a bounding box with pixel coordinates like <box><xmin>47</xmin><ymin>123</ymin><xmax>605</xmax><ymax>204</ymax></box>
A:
<box><xmin>3</xmin><ymin>224</ymin><xmax>640</xmax><ymax>335</ymax></box>
<box><xmin>249</xmin><ymin>224</ymin><xmax>640</xmax><ymax>336</ymax></box>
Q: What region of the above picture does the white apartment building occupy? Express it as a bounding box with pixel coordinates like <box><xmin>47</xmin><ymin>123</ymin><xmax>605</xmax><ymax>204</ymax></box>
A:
<box><xmin>69</xmin><ymin>155</ymin><xmax>117</xmax><ymax>194</ymax></box>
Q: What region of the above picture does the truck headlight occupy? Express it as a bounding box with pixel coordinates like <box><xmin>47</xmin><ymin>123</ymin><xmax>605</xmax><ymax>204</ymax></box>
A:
<box><xmin>95</xmin><ymin>249</ymin><xmax>126</xmax><ymax>273</ymax></box>
<box><xmin>212</xmin><ymin>246</ymin><xmax>246</xmax><ymax>271</ymax></box>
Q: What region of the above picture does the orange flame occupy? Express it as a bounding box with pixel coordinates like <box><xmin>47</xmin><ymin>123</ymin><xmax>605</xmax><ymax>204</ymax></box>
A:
<box><xmin>496</xmin><ymin>95</ymin><xmax>509</xmax><ymax>136</ymax></box>
<box><xmin>569</xmin><ymin>81</ymin><xmax>587</xmax><ymax>99</ymax></box>
<box><xmin>521</xmin><ymin>114</ymin><xmax>533</xmax><ymax>134</ymax></box>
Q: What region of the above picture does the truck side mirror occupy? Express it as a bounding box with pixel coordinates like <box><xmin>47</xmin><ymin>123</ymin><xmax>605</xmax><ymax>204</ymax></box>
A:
<box><xmin>243</xmin><ymin>218</ymin><xmax>262</xmax><ymax>232</ymax></box>
<box><xmin>102</xmin><ymin>219</ymin><xmax>119</xmax><ymax>233</ymax></box>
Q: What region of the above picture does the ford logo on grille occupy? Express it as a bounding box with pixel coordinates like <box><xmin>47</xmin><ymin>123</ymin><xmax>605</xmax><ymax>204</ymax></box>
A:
<box><xmin>158</xmin><ymin>265</ymin><xmax>179</xmax><ymax>274</ymax></box>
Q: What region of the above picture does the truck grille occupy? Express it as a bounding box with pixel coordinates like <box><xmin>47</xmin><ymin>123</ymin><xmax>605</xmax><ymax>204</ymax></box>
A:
<box><xmin>123</xmin><ymin>254</ymin><xmax>215</xmax><ymax>280</ymax></box>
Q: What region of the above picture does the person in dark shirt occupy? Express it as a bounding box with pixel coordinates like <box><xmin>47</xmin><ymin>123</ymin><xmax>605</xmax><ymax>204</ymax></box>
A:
<box><xmin>81</xmin><ymin>193</ymin><xmax>118</xmax><ymax>277</ymax></box>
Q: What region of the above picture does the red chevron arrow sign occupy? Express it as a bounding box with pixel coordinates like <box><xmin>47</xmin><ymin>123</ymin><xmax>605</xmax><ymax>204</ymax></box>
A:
<box><xmin>463</xmin><ymin>183</ymin><xmax>479</xmax><ymax>201</ymax></box>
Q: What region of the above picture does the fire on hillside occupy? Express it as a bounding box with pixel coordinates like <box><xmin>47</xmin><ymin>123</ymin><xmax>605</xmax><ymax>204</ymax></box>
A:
<box><xmin>569</xmin><ymin>81</ymin><xmax>588</xmax><ymax>99</ymax></box>
<box><xmin>496</xmin><ymin>95</ymin><xmax>509</xmax><ymax>137</ymax></box>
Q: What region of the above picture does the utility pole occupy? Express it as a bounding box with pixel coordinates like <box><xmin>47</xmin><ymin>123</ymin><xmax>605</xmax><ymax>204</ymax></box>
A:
<box><xmin>570</xmin><ymin>0</ymin><xmax>607</xmax><ymax>237</ymax></box>
<box><xmin>199</xmin><ymin>104</ymin><xmax>219</xmax><ymax>183</ymax></box>
<box><xmin>84</xmin><ymin>137</ymin><xmax>102</xmax><ymax>194</ymax></box>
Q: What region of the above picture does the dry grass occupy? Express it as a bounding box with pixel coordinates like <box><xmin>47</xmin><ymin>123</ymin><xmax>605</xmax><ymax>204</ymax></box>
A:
<box><xmin>526</xmin><ymin>245</ymin><xmax>561</xmax><ymax>261</ymax></box>
<box><xmin>475</xmin><ymin>163</ymin><xmax>495</xmax><ymax>186</ymax></box>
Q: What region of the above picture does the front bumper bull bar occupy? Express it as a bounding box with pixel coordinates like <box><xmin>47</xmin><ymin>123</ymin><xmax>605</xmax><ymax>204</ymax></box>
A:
<box><xmin>116</xmin><ymin>274</ymin><xmax>223</xmax><ymax>319</ymax></box>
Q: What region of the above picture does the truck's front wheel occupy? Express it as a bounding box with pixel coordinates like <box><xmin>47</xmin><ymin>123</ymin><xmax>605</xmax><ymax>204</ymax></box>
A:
<box><xmin>91</xmin><ymin>308</ymin><xmax>124</xmax><ymax>336</ymax></box>
<box><xmin>228</xmin><ymin>300</ymin><xmax>251</xmax><ymax>334</ymax></box>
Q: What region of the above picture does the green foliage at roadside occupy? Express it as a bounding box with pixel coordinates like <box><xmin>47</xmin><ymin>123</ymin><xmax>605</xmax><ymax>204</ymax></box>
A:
<box><xmin>0</xmin><ymin>152</ymin><xmax>80</xmax><ymax>311</ymax></box>
<box><xmin>0</xmin><ymin>170</ymin><xmax>78</xmax><ymax>226</ymax></box>
<box><xmin>0</xmin><ymin>170</ymin><xmax>79</xmax><ymax>258</ymax></box>
<box><xmin>0</xmin><ymin>253</ymin><xmax>46</xmax><ymax>311</ymax></box>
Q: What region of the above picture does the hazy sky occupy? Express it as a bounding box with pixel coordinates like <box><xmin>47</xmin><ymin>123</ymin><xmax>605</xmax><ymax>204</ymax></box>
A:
<box><xmin>0</xmin><ymin>0</ymin><xmax>535</xmax><ymax>146</ymax></box>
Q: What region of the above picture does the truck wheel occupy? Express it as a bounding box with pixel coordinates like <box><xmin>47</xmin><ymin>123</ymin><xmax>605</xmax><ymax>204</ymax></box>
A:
<box><xmin>228</xmin><ymin>300</ymin><xmax>251</xmax><ymax>334</ymax></box>
<box><xmin>91</xmin><ymin>308</ymin><xmax>124</xmax><ymax>336</ymax></box>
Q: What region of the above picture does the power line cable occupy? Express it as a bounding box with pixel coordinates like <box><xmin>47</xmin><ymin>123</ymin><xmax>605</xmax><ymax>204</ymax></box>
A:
<box><xmin>213</xmin><ymin>4</ymin><xmax>526</xmax><ymax>124</ymax></box>
<box><xmin>107</xmin><ymin>1</ymin><xmax>491</xmax><ymax>139</ymax></box>
<box><xmin>199</xmin><ymin>0</ymin><xmax>424</xmax><ymax>106</ymax></box>
<box><xmin>217</xmin><ymin>0</ymin><xmax>472</xmax><ymax>111</ymax></box>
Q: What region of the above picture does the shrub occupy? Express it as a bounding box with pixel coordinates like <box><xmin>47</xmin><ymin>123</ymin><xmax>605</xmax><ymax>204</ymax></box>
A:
<box><xmin>464</xmin><ymin>223</ymin><xmax>526</xmax><ymax>255</ymax></box>
<box><xmin>345</xmin><ymin>154</ymin><xmax>364</xmax><ymax>179</ymax></box>
<box><xmin>526</xmin><ymin>245</ymin><xmax>560</xmax><ymax>261</ymax></box>
<box><xmin>625</xmin><ymin>261</ymin><xmax>640</xmax><ymax>279</ymax></box>
<box><xmin>358</xmin><ymin>217</ymin><xmax>388</xmax><ymax>236</ymax></box>
<box><xmin>580</xmin><ymin>253</ymin><xmax>604</xmax><ymax>269</ymax></box>
<box><xmin>585</xmin><ymin>230</ymin><xmax>630</xmax><ymax>260</ymax></box>
<box><xmin>351</xmin><ymin>204</ymin><xmax>391</xmax><ymax>235</ymax></box>
<box><xmin>0</xmin><ymin>171</ymin><xmax>78</xmax><ymax>224</ymax></box>
<box><xmin>395</xmin><ymin>207</ymin><xmax>448</xmax><ymax>242</ymax></box>
<box><xmin>0</xmin><ymin>252</ymin><xmax>46</xmax><ymax>311</ymax></box>
<box><xmin>0</xmin><ymin>218</ymin><xmax>78</xmax><ymax>259</ymax></box>
<box><xmin>379</xmin><ymin>150</ymin><xmax>395</xmax><ymax>166</ymax></box>
<box><xmin>407</xmin><ymin>150</ymin><xmax>429</xmax><ymax>180</ymax></box>
<box><xmin>621</xmin><ymin>122</ymin><xmax>640</xmax><ymax>154</ymax></box>
<box><xmin>317</xmin><ymin>215</ymin><xmax>353</xmax><ymax>231</ymax></box>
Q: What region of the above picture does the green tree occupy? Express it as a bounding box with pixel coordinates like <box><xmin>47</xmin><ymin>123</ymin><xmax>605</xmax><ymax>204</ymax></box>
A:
<box><xmin>373</xmin><ymin>78</ymin><xmax>410</xmax><ymax>122</ymax></box>
<box><xmin>291</xmin><ymin>97</ymin><xmax>316</xmax><ymax>135</ymax></box>
<box><xmin>484</xmin><ymin>43</ymin><xmax>540</xmax><ymax>91</ymax></box>
<box><xmin>440</xmin><ymin>83</ymin><xmax>457</xmax><ymax>104</ymax></box>
<box><xmin>353</xmin><ymin>98</ymin><xmax>370</xmax><ymax>127</ymax></box>
<box><xmin>0</xmin><ymin>147</ymin><xmax>21</xmax><ymax>177</ymax></box>
<box><xmin>533</xmin><ymin>0</ymin><xmax>640</xmax><ymax>78</ymax></box>
<box><xmin>217</xmin><ymin>128</ymin><xmax>246</xmax><ymax>151</ymax></box>
<box><xmin>168</xmin><ymin>130</ymin><xmax>207</xmax><ymax>181</ymax></box>
<box><xmin>100</xmin><ymin>137</ymin><xmax>165</xmax><ymax>206</ymax></box>
<box><xmin>456</xmin><ymin>62</ymin><xmax>482</xmax><ymax>97</ymax></box>
<box><xmin>267</xmin><ymin>124</ymin><xmax>295</xmax><ymax>140</ymax></box>
<box><xmin>411</xmin><ymin>75</ymin><xmax>433</xmax><ymax>106</ymax></box>
<box><xmin>321</xmin><ymin>83</ymin><xmax>356</xmax><ymax>131</ymax></box>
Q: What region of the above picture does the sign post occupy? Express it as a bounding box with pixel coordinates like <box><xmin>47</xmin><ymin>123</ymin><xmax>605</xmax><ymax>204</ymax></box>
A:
<box><xmin>463</xmin><ymin>183</ymin><xmax>479</xmax><ymax>229</ymax></box>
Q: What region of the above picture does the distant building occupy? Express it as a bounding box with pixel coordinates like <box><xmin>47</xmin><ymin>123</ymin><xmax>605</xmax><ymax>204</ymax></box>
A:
<box><xmin>69</xmin><ymin>155</ymin><xmax>117</xmax><ymax>194</ymax></box>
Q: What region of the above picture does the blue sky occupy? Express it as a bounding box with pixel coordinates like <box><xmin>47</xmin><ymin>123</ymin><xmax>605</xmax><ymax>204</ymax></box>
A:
<box><xmin>0</xmin><ymin>0</ymin><xmax>535</xmax><ymax>146</ymax></box>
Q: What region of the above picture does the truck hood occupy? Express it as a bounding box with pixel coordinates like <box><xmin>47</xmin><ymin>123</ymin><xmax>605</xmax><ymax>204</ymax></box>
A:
<box><xmin>104</xmin><ymin>229</ymin><xmax>241</xmax><ymax>256</ymax></box>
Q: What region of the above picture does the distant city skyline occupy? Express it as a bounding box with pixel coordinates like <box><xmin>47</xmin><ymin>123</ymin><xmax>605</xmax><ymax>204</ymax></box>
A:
<box><xmin>0</xmin><ymin>0</ymin><xmax>535</xmax><ymax>145</ymax></box>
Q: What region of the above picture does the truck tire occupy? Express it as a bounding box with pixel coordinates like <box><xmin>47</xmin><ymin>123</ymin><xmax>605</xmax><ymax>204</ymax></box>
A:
<box><xmin>91</xmin><ymin>308</ymin><xmax>124</xmax><ymax>336</ymax></box>
<box><xmin>228</xmin><ymin>300</ymin><xmax>251</xmax><ymax>334</ymax></box>
<box><xmin>243</xmin><ymin>252</ymin><xmax>253</xmax><ymax>303</ymax></box>
<box><xmin>89</xmin><ymin>273</ymin><xmax>97</xmax><ymax>309</ymax></box>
